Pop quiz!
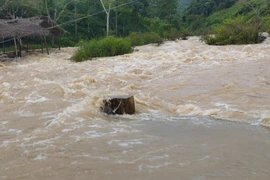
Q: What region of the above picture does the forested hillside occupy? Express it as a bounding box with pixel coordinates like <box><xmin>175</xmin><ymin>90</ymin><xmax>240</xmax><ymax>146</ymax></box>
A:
<box><xmin>183</xmin><ymin>0</ymin><xmax>270</xmax><ymax>33</ymax></box>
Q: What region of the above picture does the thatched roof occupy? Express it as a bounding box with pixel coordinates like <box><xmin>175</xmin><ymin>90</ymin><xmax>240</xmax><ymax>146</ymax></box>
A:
<box><xmin>0</xmin><ymin>20</ymin><xmax>13</xmax><ymax>38</ymax></box>
<box><xmin>0</xmin><ymin>16</ymin><xmax>64</xmax><ymax>39</ymax></box>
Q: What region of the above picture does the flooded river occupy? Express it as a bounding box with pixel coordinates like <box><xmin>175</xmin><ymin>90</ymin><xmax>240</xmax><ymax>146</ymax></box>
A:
<box><xmin>1</xmin><ymin>37</ymin><xmax>270</xmax><ymax>179</ymax></box>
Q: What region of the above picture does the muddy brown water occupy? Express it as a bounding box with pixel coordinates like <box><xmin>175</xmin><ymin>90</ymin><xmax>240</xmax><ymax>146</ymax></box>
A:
<box><xmin>1</xmin><ymin>37</ymin><xmax>270</xmax><ymax>179</ymax></box>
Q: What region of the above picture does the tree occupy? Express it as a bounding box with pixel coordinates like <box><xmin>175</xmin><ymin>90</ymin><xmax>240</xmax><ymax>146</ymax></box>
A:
<box><xmin>99</xmin><ymin>0</ymin><xmax>114</xmax><ymax>36</ymax></box>
<box><xmin>146</xmin><ymin>0</ymin><xmax>178</xmax><ymax>22</ymax></box>
<box><xmin>43</xmin><ymin>0</ymin><xmax>72</xmax><ymax>22</ymax></box>
<box><xmin>0</xmin><ymin>0</ymin><xmax>41</xmax><ymax>19</ymax></box>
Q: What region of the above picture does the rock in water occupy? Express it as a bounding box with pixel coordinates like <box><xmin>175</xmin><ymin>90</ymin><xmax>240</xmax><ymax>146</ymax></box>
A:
<box><xmin>101</xmin><ymin>95</ymin><xmax>135</xmax><ymax>115</ymax></box>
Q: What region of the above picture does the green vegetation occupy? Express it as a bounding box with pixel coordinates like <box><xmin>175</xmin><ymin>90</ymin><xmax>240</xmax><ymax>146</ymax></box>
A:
<box><xmin>182</xmin><ymin>0</ymin><xmax>270</xmax><ymax>45</ymax></box>
<box><xmin>204</xmin><ymin>16</ymin><xmax>264</xmax><ymax>45</ymax></box>
<box><xmin>72</xmin><ymin>36</ymin><xmax>132</xmax><ymax>62</ymax></box>
<box><xmin>261</xmin><ymin>16</ymin><xmax>270</xmax><ymax>33</ymax></box>
<box><xmin>185</xmin><ymin>0</ymin><xmax>270</xmax><ymax>29</ymax></box>
<box><xmin>72</xmin><ymin>31</ymin><xmax>167</xmax><ymax>62</ymax></box>
<box><xmin>178</xmin><ymin>0</ymin><xmax>193</xmax><ymax>12</ymax></box>
<box><xmin>127</xmin><ymin>32</ymin><xmax>163</xmax><ymax>46</ymax></box>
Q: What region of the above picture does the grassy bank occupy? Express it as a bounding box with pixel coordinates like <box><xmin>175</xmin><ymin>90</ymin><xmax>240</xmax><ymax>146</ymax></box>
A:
<box><xmin>72</xmin><ymin>32</ymin><xmax>165</xmax><ymax>62</ymax></box>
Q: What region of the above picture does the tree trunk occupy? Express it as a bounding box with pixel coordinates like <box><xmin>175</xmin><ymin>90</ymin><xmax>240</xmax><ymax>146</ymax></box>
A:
<box><xmin>74</xmin><ymin>3</ymin><xmax>78</xmax><ymax>41</ymax></box>
<box><xmin>99</xmin><ymin>0</ymin><xmax>111</xmax><ymax>36</ymax></box>
<box><xmin>115</xmin><ymin>9</ymin><xmax>118</xmax><ymax>36</ymax></box>
<box><xmin>101</xmin><ymin>95</ymin><xmax>135</xmax><ymax>115</ymax></box>
<box><xmin>106</xmin><ymin>3</ymin><xmax>111</xmax><ymax>36</ymax></box>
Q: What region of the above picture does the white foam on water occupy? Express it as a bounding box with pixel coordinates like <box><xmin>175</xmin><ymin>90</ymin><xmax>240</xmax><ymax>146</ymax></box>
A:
<box><xmin>88</xmin><ymin>124</ymin><xmax>103</xmax><ymax>128</ymax></box>
<box><xmin>1</xmin><ymin>139</ymin><xmax>20</xmax><ymax>147</ymax></box>
<box><xmin>107</xmin><ymin>139</ymin><xmax>144</xmax><ymax>147</ymax></box>
<box><xmin>43</xmin><ymin>96</ymin><xmax>101</xmax><ymax>128</ymax></box>
<box><xmin>33</xmin><ymin>153</ymin><xmax>47</xmax><ymax>161</ymax></box>
<box><xmin>215</xmin><ymin>102</ymin><xmax>232</xmax><ymax>110</ymax></box>
<box><xmin>117</xmin><ymin>142</ymin><xmax>129</xmax><ymax>147</ymax></box>
<box><xmin>22</xmin><ymin>136</ymin><xmax>36</xmax><ymax>142</ymax></box>
<box><xmin>2</xmin><ymin>82</ymin><xmax>11</xmax><ymax>89</ymax></box>
<box><xmin>13</xmin><ymin>109</ymin><xmax>36</xmax><ymax>117</ymax></box>
<box><xmin>7</xmin><ymin>128</ymin><xmax>22</xmax><ymax>134</ymax></box>
<box><xmin>146</xmin><ymin>162</ymin><xmax>172</xmax><ymax>170</ymax></box>
<box><xmin>42</xmin><ymin>111</ymin><xmax>61</xmax><ymax>122</ymax></box>
<box><xmin>0</xmin><ymin>82</ymin><xmax>15</xmax><ymax>102</ymax></box>
<box><xmin>70</xmin><ymin>135</ymin><xmax>82</xmax><ymax>142</ymax></box>
<box><xmin>26</xmin><ymin>96</ymin><xmax>47</xmax><ymax>103</ymax></box>
<box><xmin>178</xmin><ymin>161</ymin><xmax>191</xmax><ymax>167</ymax></box>
<box><xmin>18</xmin><ymin>136</ymin><xmax>60</xmax><ymax>150</ymax></box>
<box><xmin>82</xmin><ymin>122</ymin><xmax>141</xmax><ymax>139</ymax></box>
<box><xmin>149</xmin><ymin>154</ymin><xmax>170</xmax><ymax>161</ymax></box>
<box><xmin>84</xmin><ymin>130</ymin><xmax>107</xmax><ymax>138</ymax></box>
<box><xmin>61</xmin><ymin>128</ymin><xmax>74</xmax><ymax>133</ymax></box>
<box><xmin>259</xmin><ymin>110</ymin><xmax>270</xmax><ymax>127</ymax></box>
<box><xmin>111</xmin><ymin>126</ymin><xmax>141</xmax><ymax>134</ymax></box>
<box><xmin>175</xmin><ymin>104</ymin><xmax>219</xmax><ymax>117</ymax></box>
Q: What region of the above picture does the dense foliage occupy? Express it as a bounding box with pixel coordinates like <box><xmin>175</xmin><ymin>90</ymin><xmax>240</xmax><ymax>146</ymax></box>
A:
<box><xmin>204</xmin><ymin>16</ymin><xmax>264</xmax><ymax>45</ymax></box>
<box><xmin>181</xmin><ymin>0</ymin><xmax>270</xmax><ymax>45</ymax></box>
<box><xmin>183</xmin><ymin>0</ymin><xmax>270</xmax><ymax>33</ymax></box>
<box><xmin>186</xmin><ymin>0</ymin><xmax>236</xmax><ymax>17</ymax></box>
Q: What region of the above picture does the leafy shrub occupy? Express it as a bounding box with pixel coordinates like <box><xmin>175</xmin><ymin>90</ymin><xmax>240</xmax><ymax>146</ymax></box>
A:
<box><xmin>204</xmin><ymin>16</ymin><xmax>263</xmax><ymax>45</ymax></box>
<box><xmin>72</xmin><ymin>46</ymin><xmax>88</xmax><ymax>62</ymax></box>
<box><xmin>261</xmin><ymin>15</ymin><xmax>270</xmax><ymax>33</ymax></box>
<box><xmin>128</xmin><ymin>32</ymin><xmax>144</xmax><ymax>46</ymax></box>
<box><xmin>60</xmin><ymin>37</ymin><xmax>77</xmax><ymax>47</ymax></box>
<box><xmin>60</xmin><ymin>32</ymin><xmax>77</xmax><ymax>47</ymax></box>
<box><xmin>127</xmin><ymin>32</ymin><xmax>163</xmax><ymax>46</ymax></box>
<box><xmin>142</xmin><ymin>32</ymin><xmax>163</xmax><ymax>45</ymax></box>
<box><xmin>161</xmin><ymin>28</ymin><xmax>179</xmax><ymax>40</ymax></box>
<box><xmin>72</xmin><ymin>36</ymin><xmax>132</xmax><ymax>62</ymax></box>
<box><xmin>161</xmin><ymin>28</ymin><xmax>192</xmax><ymax>40</ymax></box>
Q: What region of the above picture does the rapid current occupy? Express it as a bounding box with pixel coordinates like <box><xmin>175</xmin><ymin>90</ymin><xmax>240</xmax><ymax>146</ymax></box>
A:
<box><xmin>0</xmin><ymin>37</ymin><xmax>270</xmax><ymax>179</ymax></box>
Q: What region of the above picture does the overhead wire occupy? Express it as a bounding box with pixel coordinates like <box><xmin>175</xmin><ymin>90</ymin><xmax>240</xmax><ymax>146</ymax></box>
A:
<box><xmin>57</xmin><ymin>0</ymin><xmax>139</xmax><ymax>27</ymax></box>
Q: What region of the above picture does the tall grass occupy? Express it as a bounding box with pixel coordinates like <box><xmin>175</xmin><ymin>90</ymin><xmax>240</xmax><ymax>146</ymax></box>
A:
<box><xmin>72</xmin><ymin>36</ymin><xmax>132</xmax><ymax>62</ymax></box>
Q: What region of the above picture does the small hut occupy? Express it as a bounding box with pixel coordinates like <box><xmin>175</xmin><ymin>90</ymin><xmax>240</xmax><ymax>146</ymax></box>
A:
<box><xmin>0</xmin><ymin>16</ymin><xmax>64</xmax><ymax>58</ymax></box>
